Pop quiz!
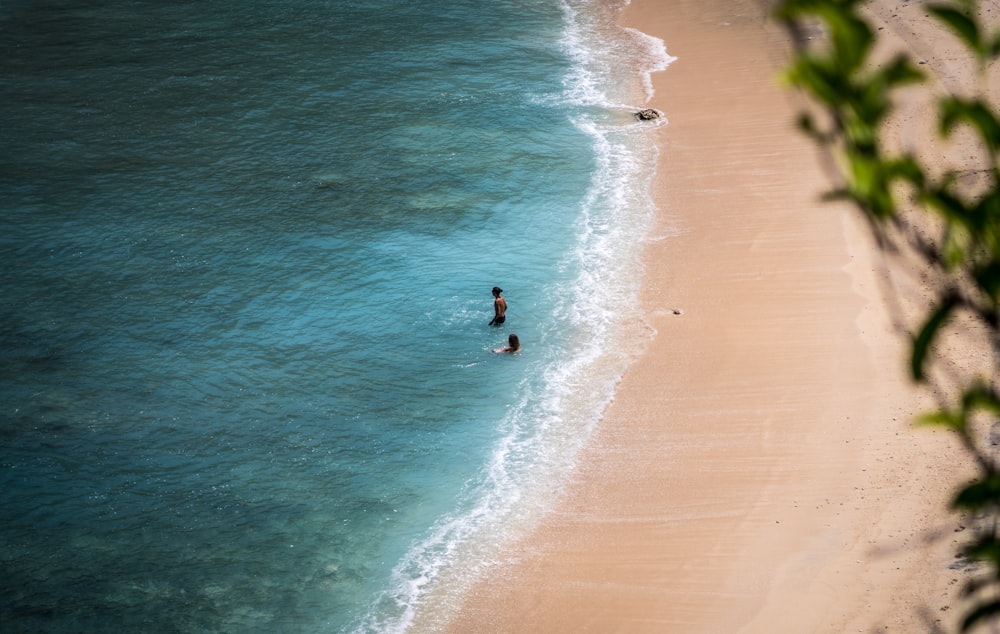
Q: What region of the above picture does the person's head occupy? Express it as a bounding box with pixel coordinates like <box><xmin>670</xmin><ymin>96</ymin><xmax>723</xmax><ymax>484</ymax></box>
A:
<box><xmin>508</xmin><ymin>333</ymin><xmax>520</xmax><ymax>350</ymax></box>
<box><xmin>492</xmin><ymin>286</ymin><xmax>503</xmax><ymax>297</ymax></box>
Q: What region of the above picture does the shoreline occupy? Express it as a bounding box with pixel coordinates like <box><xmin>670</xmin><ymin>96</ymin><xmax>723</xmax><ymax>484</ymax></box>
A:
<box><xmin>440</xmin><ymin>0</ymin><xmax>968</xmax><ymax>631</ymax></box>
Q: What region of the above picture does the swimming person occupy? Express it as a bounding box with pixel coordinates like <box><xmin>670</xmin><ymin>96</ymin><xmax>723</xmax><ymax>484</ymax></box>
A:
<box><xmin>493</xmin><ymin>333</ymin><xmax>520</xmax><ymax>353</ymax></box>
<box><xmin>489</xmin><ymin>286</ymin><xmax>507</xmax><ymax>326</ymax></box>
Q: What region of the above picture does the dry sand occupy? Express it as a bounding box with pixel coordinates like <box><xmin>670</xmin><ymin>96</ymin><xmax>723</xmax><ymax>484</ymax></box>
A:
<box><xmin>441</xmin><ymin>0</ymin><xmax>978</xmax><ymax>631</ymax></box>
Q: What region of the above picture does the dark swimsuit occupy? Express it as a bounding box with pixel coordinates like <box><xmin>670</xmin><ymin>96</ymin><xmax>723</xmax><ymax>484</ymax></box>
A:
<box><xmin>492</xmin><ymin>297</ymin><xmax>506</xmax><ymax>325</ymax></box>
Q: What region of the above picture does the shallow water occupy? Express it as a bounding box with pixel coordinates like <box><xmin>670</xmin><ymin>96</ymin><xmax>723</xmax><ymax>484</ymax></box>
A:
<box><xmin>0</xmin><ymin>0</ymin><xmax>671</xmax><ymax>631</ymax></box>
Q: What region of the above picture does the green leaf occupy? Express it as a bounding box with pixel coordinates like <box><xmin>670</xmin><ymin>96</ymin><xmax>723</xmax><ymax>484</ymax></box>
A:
<box><xmin>911</xmin><ymin>294</ymin><xmax>958</xmax><ymax>381</ymax></box>
<box><xmin>940</xmin><ymin>97</ymin><xmax>1000</xmax><ymax>155</ymax></box>
<box><xmin>885</xmin><ymin>155</ymin><xmax>924</xmax><ymax>186</ymax></box>
<box><xmin>922</xmin><ymin>182</ymin><xmax>971</xmax><ymax>227</ymax></box>
<box><xmin>954</xmin><ymin>474</ymin><xmax>1000</xmax><ymax>510</ymax></box>
<box><xmin>976</xmin><ymin>261</ymin><xmax>1000</xmax><ymax>299</ymax></box>
<box><xmin>794</xmin><ymin>55</ymin><xmax>862</xmax><ymax>110</ymax></box>
<box><xmin>874</xmin><ymin>54</ymin><xmax>925</xmax><ymax>88</ymax></box>
<box><xmin>917</xmin><ymin>409</ymin><xmax>965</xmax><ymax>432</ymax></box>
<box><xmin>962</xmin><ymin>598</ymin><xmax>1000</xmax><ymax>632</ymax></box>
<box><xmin>929</xmin><ymin>4</ymin><xmax>984</xmax><ymax>56</ymax></box>
<box><xmin>827</xmin><ymin>9</ymin><xmax>874</xmax><ymax>72</ymax></box>
<box><xmin>961</xmin><ymin>383</ymin><xmax>1000</xmax><ymax>416</ymax></box>
<box><xmin>779</xmin><ymin>0</ymin><xmax>874</xmax><ymax>71</ymax></box>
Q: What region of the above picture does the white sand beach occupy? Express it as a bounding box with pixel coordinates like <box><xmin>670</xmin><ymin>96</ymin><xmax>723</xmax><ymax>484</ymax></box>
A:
<box><xmin>440</xmin><ymin>0</ymin><xmax>978</xmax><ymax>631</ymax></box>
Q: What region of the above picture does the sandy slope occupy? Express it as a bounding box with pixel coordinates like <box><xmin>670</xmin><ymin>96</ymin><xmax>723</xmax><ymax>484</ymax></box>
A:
<box><xmin>438</xmin><ymin>0</ymin><xmax>976</xmax><ymax>631</ymax></box>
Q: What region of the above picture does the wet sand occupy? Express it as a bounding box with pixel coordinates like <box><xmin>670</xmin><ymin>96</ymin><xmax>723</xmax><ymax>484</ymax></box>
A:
<box><xmin>441</xmin><ymin>0</ymin><xmax>972</xmax><ymax>631</ymax></box>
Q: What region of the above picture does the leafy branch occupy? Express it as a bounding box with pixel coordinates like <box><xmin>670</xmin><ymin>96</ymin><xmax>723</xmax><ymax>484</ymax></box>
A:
<box><xmin>775</xmin><ymin>0</ymin><xmax>1000</xmax><ymax>630</ymax></box>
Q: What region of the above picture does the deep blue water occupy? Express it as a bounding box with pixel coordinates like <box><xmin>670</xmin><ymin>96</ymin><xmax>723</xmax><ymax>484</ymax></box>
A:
<box><xmin>0</xmin><ymin>0</ymin><xmax>671</xmax><ymax>631</ymax></box>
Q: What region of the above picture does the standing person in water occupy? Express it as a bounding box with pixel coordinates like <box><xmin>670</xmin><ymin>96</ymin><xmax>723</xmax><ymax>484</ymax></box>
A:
<box><xmin>489</xmin><ymin>286</ymin><xmax>507</xmax><ymax>326</ymax></box>
<box><xmin>493</xmin><ymin>333</ymin><xmax>520</xmax><ymax>353</ymax></box>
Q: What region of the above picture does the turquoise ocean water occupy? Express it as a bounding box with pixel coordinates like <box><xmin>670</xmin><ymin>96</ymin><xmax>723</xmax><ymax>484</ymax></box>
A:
<box><xmin>0</xmin><ymin>1</ymin><xmax>672</xmax><ymax>631</ymax></box>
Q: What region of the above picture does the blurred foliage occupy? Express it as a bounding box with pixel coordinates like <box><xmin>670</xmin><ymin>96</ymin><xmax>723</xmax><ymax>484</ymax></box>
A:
<box><xmin>775</xmin><ymin>0</ymin><xmax>1000</xmax><ymax>630</ymax></box>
